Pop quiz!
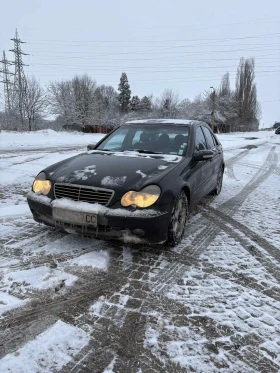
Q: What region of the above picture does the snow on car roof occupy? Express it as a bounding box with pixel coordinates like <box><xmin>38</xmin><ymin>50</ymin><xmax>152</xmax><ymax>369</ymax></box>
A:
<box><xmin>124</xmin><ymin>119</ymin><xmax>204</xmax><ymax>126</ymax></box>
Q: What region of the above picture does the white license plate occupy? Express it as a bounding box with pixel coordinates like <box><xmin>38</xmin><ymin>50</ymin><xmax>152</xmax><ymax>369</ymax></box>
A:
<box><xmin>53</xmin><ymin>207</ymin><xmax>97</xmax><ymax>227</ymax></box>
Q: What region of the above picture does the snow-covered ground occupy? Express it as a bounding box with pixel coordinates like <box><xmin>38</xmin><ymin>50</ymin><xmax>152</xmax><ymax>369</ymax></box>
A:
<box><xmin>0</xmin><ymin>129</ymin><xmax>279</xmax><ymax>372</ymax></box>
<box><xmin>0</xmin><ymin>129</ymin><xmax>104</xmax><ymax>152</ymax></box>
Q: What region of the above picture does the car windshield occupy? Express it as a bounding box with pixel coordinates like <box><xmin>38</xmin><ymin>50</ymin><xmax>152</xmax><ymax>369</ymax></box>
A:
<box><xmin>96</xmin><ymin>125</ymin><xmax>190</xmax><ymax>156</ymax></box>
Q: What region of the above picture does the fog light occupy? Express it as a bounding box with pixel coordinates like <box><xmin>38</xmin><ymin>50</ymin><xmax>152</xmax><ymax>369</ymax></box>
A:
<box><xmin>132</xmin><ymin>229</ymin><xmax>145</xmax><ymax>237</ymax></box>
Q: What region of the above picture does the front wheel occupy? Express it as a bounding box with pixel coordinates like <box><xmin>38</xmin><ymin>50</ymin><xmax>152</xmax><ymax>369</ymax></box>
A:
<box><xmin>211</xmin><ymin>167</ymin><xmax>223</xmax><ymax>195</ymax></box>
<box><xmin>166</xmin><ymin>191</ymin><xmax>188</xmax><ymax>246</ymax></box>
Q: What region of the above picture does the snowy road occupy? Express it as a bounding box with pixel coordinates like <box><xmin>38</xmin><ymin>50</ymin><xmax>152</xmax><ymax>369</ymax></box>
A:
<box><xmin>0</xmin><ymin>130</ymin><xmax>279</xmax><ymax>372</ymax></box>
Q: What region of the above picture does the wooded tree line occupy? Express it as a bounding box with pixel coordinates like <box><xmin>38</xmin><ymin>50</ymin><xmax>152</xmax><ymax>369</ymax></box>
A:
<box><xmin>0</xmin><ymin>57</ymin><xmax>261</xmax><ymax>132</ymax></box>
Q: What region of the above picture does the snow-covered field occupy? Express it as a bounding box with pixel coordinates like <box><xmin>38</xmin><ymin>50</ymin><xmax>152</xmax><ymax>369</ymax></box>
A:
<box><xmin>0</xmin><ymin>129</ymin><xmax>279</xmax><ymax>372</ymax></box>
<box><xmin>0</xmin><ymin>129</ymin><xmax>104</xmax><ymax>152</ymax></box>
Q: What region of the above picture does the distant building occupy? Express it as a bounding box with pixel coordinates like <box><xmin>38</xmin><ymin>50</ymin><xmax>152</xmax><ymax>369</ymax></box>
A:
<box><xmin>82</xmin><ymin>124</ymin><xmax>114</xmax><ymax>134</ymax></box>
<box><xmin>62</xmin><ymin>123</ymin><xmax>114</xmax><ymax>133</ymax></box>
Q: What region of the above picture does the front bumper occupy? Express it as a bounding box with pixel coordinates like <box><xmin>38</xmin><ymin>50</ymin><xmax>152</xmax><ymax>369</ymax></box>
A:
<box><xmin>27</xmin><ymin>193</ymin><xmax>170</xmax><ymax>244</ymax></box>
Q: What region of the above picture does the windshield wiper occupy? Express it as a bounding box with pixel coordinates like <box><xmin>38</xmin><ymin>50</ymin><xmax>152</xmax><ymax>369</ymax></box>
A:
<box><xmin>126</xmin><ymin>149</ymin><xmax>163</xmax><ymax>155</ymax></box>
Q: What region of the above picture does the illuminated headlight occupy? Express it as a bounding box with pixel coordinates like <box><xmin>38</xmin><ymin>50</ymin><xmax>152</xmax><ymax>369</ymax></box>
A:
<box><xmin>32</xmin><ymin>172</ymin><xmax>51</xmax><ymax>195</ymax></box>
<box><xmin>121</xmin><ymin>185</ymin><xmax>161</xmax><ymax>208</ymax></box>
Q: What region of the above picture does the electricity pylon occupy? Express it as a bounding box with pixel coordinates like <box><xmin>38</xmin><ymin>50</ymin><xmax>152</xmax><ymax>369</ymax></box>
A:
<box><xmin>9</xmin><ymin>29</ymin><xmax>29</xmax><ymax>125</ymax></box>
<box><xmin>0</xmin><ymin>51</ymin><xmax>14</xmax><ymax>112</ymax></box>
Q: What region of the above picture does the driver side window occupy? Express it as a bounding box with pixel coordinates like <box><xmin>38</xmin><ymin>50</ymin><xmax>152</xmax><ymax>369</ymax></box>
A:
<box><xmin>195</xmin><ymin>127</ymin><xmax>207</xmax><ymax>151</ymax></box>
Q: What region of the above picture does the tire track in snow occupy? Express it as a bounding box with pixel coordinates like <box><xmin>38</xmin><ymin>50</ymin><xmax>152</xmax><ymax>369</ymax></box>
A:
<box><xmin>0</xmin><ymin>155</ymin><xmax>46</xmax><ymax>171</ymax></box>
<box><xmin>202</xmin><ymin>262</ymin><xmax>280</xmax><ymax>301</ymax></box>
<box><xmin>234</xmin><ymin>161</ymin><xmax>280</xmax><ymax>177</ymax></box>
<box><xmin>188</xmin><ymin>146</ymin><xmax>277</xmax><ymax>258</ymax></box>
<box><xmin>163</xmin><ymin>250</ymin><xmax>280</xmax><ymax>302</ymax></box>
<box><xmin>61</xmin><ymin>292</ymin><xmax>190</xmax><ymax>373</ymax></box>
<box><xmin>220</xmin><ymin>146</ymin><xmax>277</xmax><ymax>213</ymax></box>
<box><xmin>0</xmin><ymin>268</ymin><xmax>123</xmax><ymax>359</ymax></box>
<box><xmin>1</xmin><ymin>145</ymin><xmax>86</xmax><ymax>155</ymax></box>
<box><xmin>205</xmin><ymin>206</ymin><xmax>280</xmax><ymax>263</ymax></box>
<box><xmin>1</xmin><ymin>244</ymin><xmax>279</xmax><ymax>372</ymax></box>
<box><xmin>65</xmin><ymin>276</ymin><xmax>279</xmax><ymax>373</ymax></box>
<box><xmin>0</xmin><ymin>244</ymin><xmax>104</xmax><ymax>275</ymax></box>
<box><xmin>151</xmin><ymin>147</ymin><xmax>279</xmax><ymax>293</ymax></box>
<box><xmin>224</xmin><ymin>149</ymin><xmax>250</xmax><ymax>179</ymax></box>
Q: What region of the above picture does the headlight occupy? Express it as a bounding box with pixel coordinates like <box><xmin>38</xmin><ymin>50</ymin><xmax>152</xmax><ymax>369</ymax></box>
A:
<box><xmin>121</xmin><ymin>185</ymin><xmax>161</xmax><ymax>208</ymax></box>
<box><xmin>32</xmin><ymin>172</ymin><xmax>51</xmax><ymax>195</ymax></box>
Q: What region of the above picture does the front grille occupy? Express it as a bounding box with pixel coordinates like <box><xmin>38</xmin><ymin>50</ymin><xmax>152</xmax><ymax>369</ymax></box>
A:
<box><xmin>54</xmin><ymin>183</ymin><xmax>114</xmax><ymax>206</ymax></box>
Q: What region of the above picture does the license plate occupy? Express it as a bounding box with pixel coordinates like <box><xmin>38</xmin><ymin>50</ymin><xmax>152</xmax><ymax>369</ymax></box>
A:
<box><xmin>53</xmin><ymin>207</ymin><xmax>97</xmax><ymax>227</ymax></box>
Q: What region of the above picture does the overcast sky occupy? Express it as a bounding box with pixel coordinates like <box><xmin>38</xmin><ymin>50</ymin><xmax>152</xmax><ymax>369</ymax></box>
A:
<box><xmin>0</xmin><ymin>0</ymin><xmax>279</xmax><ymax>126</ymax></box>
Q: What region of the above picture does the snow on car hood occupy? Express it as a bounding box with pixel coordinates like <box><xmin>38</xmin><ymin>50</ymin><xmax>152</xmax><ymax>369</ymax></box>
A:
<box><xmin>44</xmin><ymin>150</ymin><xmax>182</xmax><ymax>191</ymax></box>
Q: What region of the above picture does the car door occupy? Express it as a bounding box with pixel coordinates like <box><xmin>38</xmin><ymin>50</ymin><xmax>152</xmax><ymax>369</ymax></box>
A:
<box><xmin>202</xmin><ymin>126</ymin><xmax>222</xmax><ymax>193</ymax></box>
<box><xmin>187</xmin><ymin>126</ymin><xmax>211</xmax><ymax>204</ymax></box>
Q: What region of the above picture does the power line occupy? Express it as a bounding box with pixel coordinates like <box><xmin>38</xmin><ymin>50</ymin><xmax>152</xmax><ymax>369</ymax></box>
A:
<box><xmin>27</xmin><ymin>71</ymin><xmax>280</xmax><ymax>81</ymax></box>
<box><xmin>27</xmin><ymin>60</ymin><xmax>280</xmax><ymax>71</ymax></box>
<box><xmin>23</xmin><ymin>46</ymin><xmax>280</xmax><ymax>59</ymax></box>
<box><xmin>24</xmin><ymin>32</ymin><xmax>280</xmax><ymax>44</ymax></box>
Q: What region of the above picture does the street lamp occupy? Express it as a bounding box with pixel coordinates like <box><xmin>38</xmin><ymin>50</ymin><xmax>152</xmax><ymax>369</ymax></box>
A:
<box><xmin>210</xmin><ymin>87</ymin><xmax>216</xmax><ymax>131</ymax></box>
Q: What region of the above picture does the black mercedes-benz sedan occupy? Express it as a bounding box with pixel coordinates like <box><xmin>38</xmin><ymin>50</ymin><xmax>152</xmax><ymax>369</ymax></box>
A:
<box><xmin>27</xmin><ymin>119</ymin><xmax>224</xmax><ymax>246</ymax></box>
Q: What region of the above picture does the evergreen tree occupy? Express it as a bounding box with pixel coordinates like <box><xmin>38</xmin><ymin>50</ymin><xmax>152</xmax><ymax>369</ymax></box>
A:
<box><xmin>130</xmin><ymin>95</ymin><xmax>141</xmax><ymax>111</ymax></box>
<box><xmin>118</xmin><ymin>73</ymin><xmax>131</xmax><ymax>113</ymax></box>
<box><xmin>140</xmin><ymin>96</ymin><xmax>152</xmax><ymax>111</ymax></box>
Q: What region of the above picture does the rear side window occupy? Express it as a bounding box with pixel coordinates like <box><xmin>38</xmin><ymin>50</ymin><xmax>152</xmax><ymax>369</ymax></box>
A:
<box><xmin>202</xmin><ymin>127</ymin><xmax>216</xmax><ymax>149</ymax></box>
<box><xmin>195</xmin><ymin>127</ymin><xmax>207</xmax><ymax>151</ymax></box>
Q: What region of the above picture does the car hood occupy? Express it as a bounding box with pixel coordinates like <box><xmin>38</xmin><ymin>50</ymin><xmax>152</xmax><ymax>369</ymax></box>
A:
<box><xmin>44</xmin><ymin>150</ymin><xmax>182</xmax><ymax>192</ymax></box>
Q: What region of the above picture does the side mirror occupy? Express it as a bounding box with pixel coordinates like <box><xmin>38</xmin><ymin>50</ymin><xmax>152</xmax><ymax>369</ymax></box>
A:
<box><xmin>194</xmin><ymin>150</ymin><xmax>214</xmax><ymax>162</ymax></box>
<box><xmin>87</xmin><ymin>144</ymin><xmax>96</xmax><ymax>151</ymax></box>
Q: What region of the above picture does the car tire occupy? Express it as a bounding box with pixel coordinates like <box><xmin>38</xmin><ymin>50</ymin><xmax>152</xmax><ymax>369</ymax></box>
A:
<box><xmin>212</xmin><ymin>167</ymin><xmax>223</xmax><ymax>195</ymax></box>
<box><xmin>166</xmin><ymin>190</ymin><xmax>188</xmax><ymax>246</ymax></box>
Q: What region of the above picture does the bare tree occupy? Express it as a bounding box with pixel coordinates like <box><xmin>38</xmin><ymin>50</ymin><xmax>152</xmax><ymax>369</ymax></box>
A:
<box><xmin>24</xmin><ymin>76</ymin><xmax>47</xmax><ymax>131</ymax></box>
<box><xmin>48</xmin><ymin>74</ymin><xmax>96</xmax><ymax>128</ymax></box>
<box><xmin>159</xmin><ymin>89</ymin><xmax>181</xmax><ymax>118</ymax></box>
<box><xmin>235</xmin><ymin>58</ymin><xmax>259</xmax><ymax>125</ymax></box>
<box><xmin>48</xmin><ymin>80</ymin><xmax>75</xmax><ymax>125</ymax></box>
<box><xmin>93</xmin><ymin>84</ymin><xmax>119</xmax><ymax>128</ymax></box>
<box><xmin>219</xmin><ymin>72</ymin><xmax>231</xmax><ymax>97</ymax></box>
<box><xmin>72</xmin><ymin>74</ymin><xmax>96</xmax><ymax>126</ymax></box>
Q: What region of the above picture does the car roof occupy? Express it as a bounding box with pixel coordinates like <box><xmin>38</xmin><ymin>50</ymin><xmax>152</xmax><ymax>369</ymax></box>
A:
<box><xmin>124</xmin><ymin>119</ymin><xmax>207</xmax><ymax>126</ymax></box>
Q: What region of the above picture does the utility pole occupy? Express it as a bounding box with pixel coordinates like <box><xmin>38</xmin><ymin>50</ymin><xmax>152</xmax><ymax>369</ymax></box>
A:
<box><xmin>0</xmin><ymin>51</ymin><xmax>15</xmax><ymax>112</ymax></box>
<box><xmin>9</xmin><ymin>29</ymin><xmax>29</xmax><ymax>126</ymax></box>
<box><xmin>210</xmin><ymin>86</ymin><xmax>216</xmax><ymax>132</ymax></box>
<box><xmin>0</xmin><ymin>51</ymin><xmax>15</xmax><ymax>131</ymax></box>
